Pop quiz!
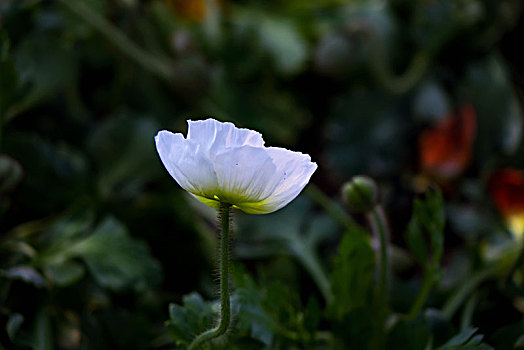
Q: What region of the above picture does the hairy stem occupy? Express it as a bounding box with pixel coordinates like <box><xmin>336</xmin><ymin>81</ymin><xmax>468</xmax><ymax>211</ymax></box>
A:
<box><xmin>188</xmin><ymin>202</ymin><xmax>232</xmax><ymax>349</ymax></box>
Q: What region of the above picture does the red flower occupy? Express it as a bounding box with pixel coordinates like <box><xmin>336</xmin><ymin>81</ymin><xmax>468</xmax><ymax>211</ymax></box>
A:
<box><xmin>488</xmin><ymin>168</ymin><xmax>524</xmax><ymax>236</ymax></box>
<box><xmin>419</xmin><ymin>104</ymin><xmax>476</xmax><ymax>180</ymax></box>
<box><xmin>488</xmin><ymin>168</ymin><xmax>524</xmax><ymax>216</ymax></box>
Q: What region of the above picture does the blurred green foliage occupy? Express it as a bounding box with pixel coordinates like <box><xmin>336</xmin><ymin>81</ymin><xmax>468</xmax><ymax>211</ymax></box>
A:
<box><xmin>1</xmin><ymin>0</ymin><xmax>524</xmax><ymax>349</ymax></box>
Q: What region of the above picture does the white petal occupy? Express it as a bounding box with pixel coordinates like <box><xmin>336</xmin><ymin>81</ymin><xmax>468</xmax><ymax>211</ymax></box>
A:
<box><xmin>213</xmin><ymin>146</ymin><xmax>279</xmax><ymax>204</ymax></box>
<box><xmin>155</xmin><ymin>130</ymin><xmax>218</xmax><ymax>197</ymax></box>
<box><xmin>187</xmin><ymin>119</ymin><xmax>265</xmax><ymax>159</ymax></box>
<box><xmin>238</xmin><ymin>147</ymin><xmax>317</xmax><ymax>214</ymax></box>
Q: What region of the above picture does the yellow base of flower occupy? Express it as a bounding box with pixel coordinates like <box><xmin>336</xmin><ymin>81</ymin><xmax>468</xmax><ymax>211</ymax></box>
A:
<box><xmin>192</xmin><ymin>193</ymin><xmax>275</xmax><ymax>214</ymax></box>
<box><xmin>507</xmin><ymin>214</ymin><xmax>524</xmax><ymax>240</ymax></box>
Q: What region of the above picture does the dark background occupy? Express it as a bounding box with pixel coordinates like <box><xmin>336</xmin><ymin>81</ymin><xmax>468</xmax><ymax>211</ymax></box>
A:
<box><xmin>1</xmin><ymin>0</ymin><xmax>524</xmax><ymax>349</ymax></box>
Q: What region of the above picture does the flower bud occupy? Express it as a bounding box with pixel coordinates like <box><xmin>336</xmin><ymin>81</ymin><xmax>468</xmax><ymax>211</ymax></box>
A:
<box><xmin>342</xmin><ymin>175</ymin><xmax>378</xmax><ymax>213</ymax></box>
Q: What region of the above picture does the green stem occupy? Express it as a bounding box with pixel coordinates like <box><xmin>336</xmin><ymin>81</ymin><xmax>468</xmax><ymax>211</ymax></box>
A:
<box><xmin>505</xmin><ymin>240</ymin><xmax>524</xmax><ymax>285</ymax></box>
<box><xmin>188</xmin><ymin>202</ymin><xmax>232</xmax><ymax>350</ymax></box>
<box><xmin>366</xmin><ymin>206</ymin><xmax>390</xmax><ymax>349</ymax></box>
<box><xmin>407</xmin><ymin>266</ymin><xmax>434</xmax><ymax>319</ymax></box>
<box><xmin>371</xmin><ymin>49</ymin><xmax>430</xmax><ymax>94</ymax></box>
<box><xmin>350</xmin><ymin>24</ymin><xmax>430</xmax><ymax>94</ymax></box>
<box><xmin>0</xmin><ymin>108</ymin><xmax>3</xmax><ymax>153</ymax></box>
<box><xmin>293</xmin><ymin>241</ymin><xmax>333</xmax><ymax>303</ymax></box>
<box><xmin>442</xmin><ymin>267</ymin><xmax>495</xmax><ymax>320</ymax></box>
<box><xmin>367</xmin><ymin>206</ymin><xmax>390</xmax><ymax>308</ymax></box>
<box><xmin>58</xmin><ymin>0</ymin><xmax>175</xmax><ymax>81</ymax></box>
<box><xmin>460</xmin><ymin>292</ymin><xmax>479</xmax><ymax>330</ymax></box>
<box><xmin>305</xmin><ymin>184</ymin><xmax>360</xmax><ymax>231</ymax></box>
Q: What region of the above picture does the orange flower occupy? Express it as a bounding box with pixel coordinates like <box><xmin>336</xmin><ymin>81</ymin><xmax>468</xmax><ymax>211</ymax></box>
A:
<box><xmin>165</xmin><ymin>0</ymin><xmax>206</xmax><ymax>22</ymax></box>
<box><xmin>419</xmin><ymin>104</ymin><xmax>476</xmax><ymax>180</ymax></box>
<box><xmin>488</xmin><ymin>168</ymin><xmax>524</xmax><ymax>237</ymax></box>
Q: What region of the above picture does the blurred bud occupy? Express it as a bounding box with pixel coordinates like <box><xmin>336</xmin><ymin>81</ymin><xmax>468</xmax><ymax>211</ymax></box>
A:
<box><xmin>0</xmin><ymin>155</ymin><xmax>23</xmax><ymax>193</ymax></box>
<box><xmin>342</xmin><ymin>175</ymin><xmax>378</xmax><ymax>213</ymax></box>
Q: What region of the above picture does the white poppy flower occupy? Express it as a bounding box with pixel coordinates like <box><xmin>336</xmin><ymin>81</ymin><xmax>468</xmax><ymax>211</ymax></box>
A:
<box><xmin>155</xmin><ymin>118</ymin><xmax>317</xmax><ymax>214</ymax></box>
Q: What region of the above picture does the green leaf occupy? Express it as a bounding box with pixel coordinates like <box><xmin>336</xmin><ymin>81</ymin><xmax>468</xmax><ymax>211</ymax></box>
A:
<box><xmin>87</xmin><ymin>115</ymin><xmax>161</xmax><ymax>199</ymax></box>
<box><xmin>166</xmin><ymin>292</ymin><xmax>217</xmax><ymax>345</ymax></box>
<box><xmin>405</xmin><ymin>218</ymin><xmax>429</xmax><ymax>263</ymax></box>
<box><xmin>258</xmin><ymin>16</ymin><xmax>307</xmax><ymax>75</ymax></box>
<box><xmin>231</xmin><ymin>9</ymin><xmax>307</xmax><ymax>76</ymax></box>
<box><xmin>404</xmin><ymin>188</ymin><xmax>445</xmax><ymax>267</ymax></box>
<box><xmin>386</xmin><ymin>317</ymin><xmax>432</xmax><ymax>350</ymax></box>
<box><xmin>45</xmin><ymin>200</ymin><xmax>96</xmax><ymax>243</ymax></box>
<box><xmin>235</xmin><ymin>272</ymin><xmax>277</xmax><ymax>346</ymax></box>
<box><xmin>38</xmin><ymin>201</ymin><xmax>95</xmax><ymax>265</ymax></box>
<box><xmin>231</xmin><ymin>267</ymin><xmax>322</xmax><ymax>347</ymax></box>
<box><xmin>303</xmin><ymin>296</ymin><xmax>321</xmax><ymax>334</ymax></box>
<box><xmin>332</xmin><ymin>307</ymin><xmax>375</xmax><ymax>349</ymax></box>
<box><xmin>13</xmin><ymin>32</ymin><xmax>76</xmax><ymax>114</ymax></box>
<box><xmin>514</xmin><ymin>335</ymin><xmax>524</xmax><ymax>348</ymax></box>
<box><xmin>235</xmin><ymin>198</ymin><xmax>336</xmax><ymax>302</ymax></box>
<box><xmin>437</xmin><ymin>327</ymin><xmax>493</xmax><ymax>350</ymax></box>
<box><xmin>46</xmin><ymin>261</ymin><xmax>85</xmax><ymax>287</ymax></box>
<box><xmin>5</xmin><ymin>134</ymin><xmax>89</xmax><ymax>212</ymax></box>
<box><xmin>328</xmin><ymin>227</ymin><xmax>375</xmax><ymax>319</ymax></box>
<box><xmin>67</xmin><ymin>217</ymin><xmax>162</xmax><ymax>291</ymax></box>
<box><xmin>6</xmin><ymin>313</ymin><xmax>24</xmax><ymax>342</ymax></box>
<box><xmin>463</xmin><ymin>54</ymin><xmax>523</xmax><ymax>156</ymax></box>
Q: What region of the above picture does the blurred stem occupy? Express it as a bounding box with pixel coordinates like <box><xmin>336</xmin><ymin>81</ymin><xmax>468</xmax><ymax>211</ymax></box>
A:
<box><xmin>407</xmin><ymin>266</ymin><xmax>434</xmax><ymax>319</ymax></box>
<box><xmin>442</xmin><ymin>267</ymin><xmax>495</xmax><ymax>320</ymax></box>
<box><xmin>350</xmin><ymin>10</ymin><xmax>471</xmax><ymax>94</ymax></box>
<box><xmin>352</xmin><ymin>22</ymin><xmax>431</xmax><ymax>94</ymax></box>
<box><xmin>0</xmin><ymin>109</ymin><xmax>3</xmax><ymax>153</ymax></box>
<box><xmin>307</xmin><ymin>185</ymin><xmax>409</xmax><ymax>273</ymax></box>
<box><xmin>188</xmin><ymin>203</ymin><xmax>232</xmax><ymax>350</ymax></box>
<box><xmin>0</xmin><ymin>280</ymin><xmax>12</xmax><ymax>304</ymax></box>
<box><xmin>314</xmin><ymin>331</ymin><xmax>334</xmax><ymax>345</ymax></box>
<box><xmin>0</xmin><ymin>41</ymin><xmax>5</xmax><ymax>151</ymax></box>
<box><xmin>505</xmin><ymin>240</ymin><xmax>524</xmax><ymax>285</ymax></box>
<box><xmin>460</xmin><ymin>292</ymin><xmax>479</xmax><ymax>330</ymax></box>
<box><xmin>371</xmin><ymin>49</ymin><xmax>431</xmax><ymax>95</ymax></box>
<box><xmin>366</xmin><ymin>205</ymin><xmax>390</xmax><ymax>348</ymax></box>
<box><xmin>292</xmin><ymin>239</ymin><xmax>333</xmax><ymax>304</ymax></box>
<box><xmin>367</xmin><ymin>206</ymin><xmax>390</xmax><ymax>307</ymax></box>
<box><xmin>305</xmin><ymin>184</ymin><xmax>360</xmax><ymax>231</ymax></box>
<box><xmin>58</xmin><ymin>0</ymin><xmax>175</xmax><ymax>81</ymax></box>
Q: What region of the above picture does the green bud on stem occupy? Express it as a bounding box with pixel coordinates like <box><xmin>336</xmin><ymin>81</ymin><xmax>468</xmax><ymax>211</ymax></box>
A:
<box><xmin>342</xmin><ymin>175</ymin><xmax>378</xmax><ymax>213</ymax></box>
